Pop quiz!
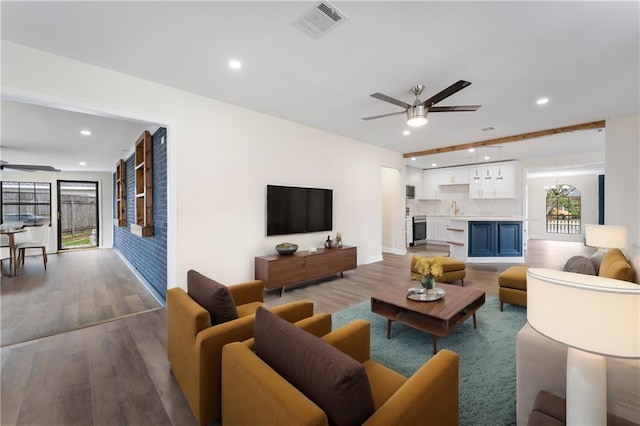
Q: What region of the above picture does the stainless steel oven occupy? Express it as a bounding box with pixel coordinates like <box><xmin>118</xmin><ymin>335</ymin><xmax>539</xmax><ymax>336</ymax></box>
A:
<box><xmin>412</xmin><ymin>215</ymin><xmax>427</xmax><ymax>246</ymax></box>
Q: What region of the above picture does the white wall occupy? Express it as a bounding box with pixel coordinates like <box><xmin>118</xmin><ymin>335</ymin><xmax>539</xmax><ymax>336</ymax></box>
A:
<box><xmin>1</xmin><ymin>41</ymin><xmax>405</xmax><ymax>288</ymax></box>
<box><xmin>381</xmin><ymin>167</ymin><xmax>405</xmax><ymax>255</ymax></box>
<box><xmin>526</xmin><ymin>174</ymin><xmax>599</xmax><ymax>241</ymax></box>
<box><xmin>0</xmin><ymin>170</ymin><xmax>114</xmax><ymax>253</ymax></box>
<box><xmin>605</xmin><ymin>114</ymin><xmax>640</xmax><ymax>246</ymax></box>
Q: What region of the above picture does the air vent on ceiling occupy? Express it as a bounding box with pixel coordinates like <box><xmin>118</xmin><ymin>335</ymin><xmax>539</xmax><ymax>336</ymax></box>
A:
<box><xmin>295</xmin><ymin>1</ymin><xmax>347</xmax><ymax>39</ymax></box>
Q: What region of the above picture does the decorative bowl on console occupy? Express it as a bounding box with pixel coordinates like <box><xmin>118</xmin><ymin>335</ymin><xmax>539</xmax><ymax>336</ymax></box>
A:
<box><xmin>275</xmin><ymin>242</ymin><xmax>298</xmax><ymax>255</ymax></box>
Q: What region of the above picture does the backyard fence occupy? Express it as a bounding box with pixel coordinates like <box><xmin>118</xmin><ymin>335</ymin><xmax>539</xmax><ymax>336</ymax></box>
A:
<box><xmin>546</xmin><ymin>219</ymin><xmax>581</xmax><ymax>235</ymax></box>
<box><xmin>60</xmin><ymin>201</ymin><xmax>96</xmax><ymax>234</ymax></box>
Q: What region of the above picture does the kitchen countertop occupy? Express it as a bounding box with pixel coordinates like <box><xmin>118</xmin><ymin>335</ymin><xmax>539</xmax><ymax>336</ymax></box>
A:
<box><xmin>448</xmin><ymin>216</ymin><xmax>523</xmax><ymax>221</ymax></box>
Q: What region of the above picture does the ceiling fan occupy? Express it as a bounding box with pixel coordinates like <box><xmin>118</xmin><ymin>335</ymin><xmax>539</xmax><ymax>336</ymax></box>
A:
<box><xmin>362</xmin><ymin>80</ymin><xmax>481</xmax><ymax>127</ymax></box>
<box><xmin>0</xmin><ymin>160</ymin><xmax>60</xmax><ymax>172</ymax></box>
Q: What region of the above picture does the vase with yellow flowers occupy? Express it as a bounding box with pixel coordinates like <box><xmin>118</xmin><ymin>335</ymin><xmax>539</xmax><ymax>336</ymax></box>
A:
<box><xmin>415</xmin><ymin>256</ymin><xmax>444</xmax><ymax>290</ymax></box>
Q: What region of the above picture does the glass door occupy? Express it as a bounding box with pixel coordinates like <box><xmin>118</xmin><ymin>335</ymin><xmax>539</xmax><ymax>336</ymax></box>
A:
<box><xmin>57</xmin><ymin>180</ymin><xmax>99</xmax><ymax>250</ymax></box>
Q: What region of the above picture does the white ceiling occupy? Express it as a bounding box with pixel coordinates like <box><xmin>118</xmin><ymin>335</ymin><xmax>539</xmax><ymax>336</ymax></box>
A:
<box><xmin>1</xmin><ymin>1</ymin><xmax>637</xmax><ymax>173</ymax></box>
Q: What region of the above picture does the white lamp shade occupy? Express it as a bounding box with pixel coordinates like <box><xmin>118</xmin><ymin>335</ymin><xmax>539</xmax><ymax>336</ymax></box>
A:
<box><xmin>585</xmin><ymin>224</ymin><xmax>627</xmax><ymax>249</ymax></box>
<box><xmin>527</xmin><ymin>268</ymin><xmax>640</xmax><ymax>358</ymax></box>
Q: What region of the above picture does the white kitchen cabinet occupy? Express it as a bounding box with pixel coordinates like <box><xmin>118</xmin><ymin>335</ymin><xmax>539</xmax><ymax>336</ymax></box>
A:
<box><xmin>435</xmin><ymin>219</ymin><xmax>450</xmax><ymax>241</ymax></box>
<box><xmin>469</xmin><ymin>161</ymin><xmax>516</xmax><ymax>199</ymax></box>
<box><xmin>406</xmin><ymin>165</ymin><xmax>423</xmax><ymax>199</ymax></box>
<box><xmin>493</xmin><ymin>162</ymin><xmax>516</xmax><ymax>198</ymax></box>
<box><xmin>426</xmin><ymin>217</ymin><xmax>449</xmax><ymax>241</ymax></box>
<box><xmin>469</xmin><ymin>165</ymin><xmax>493</xmax><ymax>199</ymax></box>
<box><xmin>447</xmin><ymin>219</ymin><xmax>467</xmax><ymax>260</ymax></box>
<box><xmin>427</xmin><ymin>218</ymin><xmax>450</xmax><ymax>242</ymax></box>
<box><xmin>438</xmin><ymin>166</ymin><xmax>470</xmax><ymax>185</ymax></box>
<box><xmin>421</xmin><ymin>170</ymin><xmax>440</xmax><ymax>200</ymax></box>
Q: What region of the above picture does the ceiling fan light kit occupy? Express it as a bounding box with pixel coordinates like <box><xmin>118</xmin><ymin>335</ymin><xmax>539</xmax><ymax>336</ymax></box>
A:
<box><xmin>406</xmin><ymin>105</ymin><xmax>427</xmax><ymax>127</ymax></box>
<box><xmin>363</xmin><ymin>80</ymin><xmax>481</xmax><ymax>126</ymax></box>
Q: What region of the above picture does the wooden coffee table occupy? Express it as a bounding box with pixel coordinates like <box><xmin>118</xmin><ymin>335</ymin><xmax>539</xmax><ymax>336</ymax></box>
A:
<box><xmin>371</xmin><ymin>282</ymin><xmax>486</xmax><ymax>354</ymax></box>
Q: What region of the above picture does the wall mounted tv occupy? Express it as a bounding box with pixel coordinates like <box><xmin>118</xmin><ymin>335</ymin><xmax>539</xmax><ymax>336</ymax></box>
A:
<box><xmin>267</xmin><ymin>185</ymin><xmax>333</xmax><ymax>236</ymax></box>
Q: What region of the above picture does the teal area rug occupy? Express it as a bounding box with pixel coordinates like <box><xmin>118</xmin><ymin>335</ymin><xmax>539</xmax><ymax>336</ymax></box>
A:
<box><xmin>333</xmin><ymin>296</ymin><xmax>527</xmax><ymax>426</ymax></box>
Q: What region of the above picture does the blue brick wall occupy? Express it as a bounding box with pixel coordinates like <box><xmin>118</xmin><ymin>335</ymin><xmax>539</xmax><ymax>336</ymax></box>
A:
<box><xmin>113</xmin><ymin>128</ymin><xmax>167</xmax><ymax>302</ymax></box>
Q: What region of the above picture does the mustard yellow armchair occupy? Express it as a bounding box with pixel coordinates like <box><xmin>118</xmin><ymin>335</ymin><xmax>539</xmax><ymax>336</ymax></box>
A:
<box><xmin>222</xmin><ymin>319</ymin><xmax>459</xmax><ymax>426</ymax></box>
<box><xmin>167</xmin><ymin>280</ymin><xmax>314</xmax><ymax>425</ymax></box>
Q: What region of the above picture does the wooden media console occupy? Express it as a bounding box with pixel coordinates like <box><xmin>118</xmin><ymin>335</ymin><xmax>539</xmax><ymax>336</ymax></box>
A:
<box><xmin>255</xmin><ymin>246</ymin><xmax>357</xmax><ymax>295</ymax></box>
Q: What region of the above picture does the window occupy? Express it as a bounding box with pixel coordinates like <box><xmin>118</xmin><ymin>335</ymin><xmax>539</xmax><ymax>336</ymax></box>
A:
<box><xmin>1</xmin><ymin>181</ymin><xmax>52</xmax><ymax>226</ymax></box>
<box><xmin>545</xmin><ymin>184</ymin><xmax>581</xmax><ymax>234</ymax></box>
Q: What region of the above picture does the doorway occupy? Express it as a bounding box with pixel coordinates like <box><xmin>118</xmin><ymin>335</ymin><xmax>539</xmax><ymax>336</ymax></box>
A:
<box><xmin>57</xmin><ymin>180</ymin><xmax>99</xmax><ymax>250</ymax></box>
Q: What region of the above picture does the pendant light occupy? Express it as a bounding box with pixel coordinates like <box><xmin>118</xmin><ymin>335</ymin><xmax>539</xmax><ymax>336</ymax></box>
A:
<box><xmin>473</xmin><ymin>149</ymin><xmax>480</xmax><ymax>181</ymax></box>
<box><xmin>496</xmin><ymin>146</ymin><xmax>504</xmax><ymax>181</ymax></box>
<box><xmin>484</xmin><ymin>148</ymin><xmax>492</xmax><ymax>180</ymax></box>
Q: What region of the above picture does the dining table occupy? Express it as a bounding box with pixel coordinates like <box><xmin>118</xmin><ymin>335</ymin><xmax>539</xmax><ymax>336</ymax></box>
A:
<box><xmin>1</xmin><ymin>227</ymin><xmax>25</xmax><ymax>277</ymax></box>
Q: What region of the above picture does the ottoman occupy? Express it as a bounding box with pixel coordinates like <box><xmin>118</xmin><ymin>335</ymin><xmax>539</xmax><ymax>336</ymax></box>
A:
<box><xmin>411</xmin><ymin>256</ymin><xmax>466</xmax><ymax>286</ymax></box>
<box><xmin>498</xmin><ymin>265</ymin><xmax>527</xmax><ymax>311</ymax></box>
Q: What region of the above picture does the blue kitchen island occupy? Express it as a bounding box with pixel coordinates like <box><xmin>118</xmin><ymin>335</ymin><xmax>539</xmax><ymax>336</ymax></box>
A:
<box><xmin>448</xmin><ymin>218</ymin><xmax>524</xmax><ymax>263</ymax></box>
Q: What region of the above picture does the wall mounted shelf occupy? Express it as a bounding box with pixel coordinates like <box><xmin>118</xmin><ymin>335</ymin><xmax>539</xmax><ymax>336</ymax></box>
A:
<box><xmin>131</xmin><ymin>130</ymin><xmax>153</xmax><ymax>237</ymax></box>
<box><xmin>114</xmin><ymin>159</ymin><xmax>127</xmax><ymax>226</ymax></box>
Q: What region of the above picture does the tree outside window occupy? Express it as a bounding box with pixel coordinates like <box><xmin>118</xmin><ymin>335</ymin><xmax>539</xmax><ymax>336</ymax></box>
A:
<box><xmin>546</xmin><ymin>184</ymin><xmax>581</xmax><ymax>234</ymax></box>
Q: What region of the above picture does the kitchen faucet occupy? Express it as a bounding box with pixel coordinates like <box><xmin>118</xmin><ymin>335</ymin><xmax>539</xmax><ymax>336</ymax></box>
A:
<box><xmin>452</xmin><ymin>201</ymin><xmax>460</xmax><ymax>215</ymax></box>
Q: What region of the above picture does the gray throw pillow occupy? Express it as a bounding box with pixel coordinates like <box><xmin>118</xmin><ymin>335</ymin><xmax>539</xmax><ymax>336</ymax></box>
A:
<box><xmin>563</xmin><ymin>256</ymin><xmax>596</xmax><ymax>275</ymax></box>
<box><xmin>187</xmin><ymin>270</ymin><xmax>238</xmax><ymax>325</ymax></box>
<box><xmin>254</xmin><ymin>307</ymin><xmax>375</xmax><ymax>426</ymax></box>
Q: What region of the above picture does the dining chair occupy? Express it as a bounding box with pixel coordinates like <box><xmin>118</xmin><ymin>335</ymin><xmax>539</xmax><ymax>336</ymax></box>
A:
<box><xmin>0</xmin><ymin>234</ymin><xmax>10</xmax><ymax>276</ymax></box>
<box><xmin>16</xmin><ymin>222</ymin><xmax>51</xmax><ymax>273</ymax></box>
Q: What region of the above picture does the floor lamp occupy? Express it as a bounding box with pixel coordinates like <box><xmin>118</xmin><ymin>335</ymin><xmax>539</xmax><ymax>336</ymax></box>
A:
<box><xmin>527</xmin><ymin>268</ymin><xmax>640</xmax><ymax>425</ymax></box>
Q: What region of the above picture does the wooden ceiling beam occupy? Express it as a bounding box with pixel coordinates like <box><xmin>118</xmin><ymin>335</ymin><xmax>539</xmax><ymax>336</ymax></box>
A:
<box><xmin>402</xmin><ymin>120</ymin><xmax>606</xmax><ymax>158</ymax></box>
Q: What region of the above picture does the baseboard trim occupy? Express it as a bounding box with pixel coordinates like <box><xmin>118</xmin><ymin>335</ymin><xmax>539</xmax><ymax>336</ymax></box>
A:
<box><xmin>361</xmin><ymin>254</ymin><xmax>384</xmax><ymax>265</ymax></box>
<box><xmin>113</xmin><ymin>248</ymin><xmax>166</xmax><ymax>306</ymax></box>
<box><xmin>382</xmin><ymin>247</ymin><xmax>407</xmax><ymax>255</ymax></box>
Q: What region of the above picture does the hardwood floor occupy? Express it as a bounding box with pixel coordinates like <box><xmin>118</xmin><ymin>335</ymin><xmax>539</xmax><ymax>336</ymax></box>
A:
<box><xmin>264</xmin><ymin>240</ymin><xmax>595</xmax><ymax>314</ymax></box>
<box><xmin>0</xmin><ymin>240</ymin><xmax>594</xmax><ymax>425</ymax></box>
<box><xmin>1</xmin><ymin>249</ymin><xmax>161</xmax><ymax>347</ymax></box>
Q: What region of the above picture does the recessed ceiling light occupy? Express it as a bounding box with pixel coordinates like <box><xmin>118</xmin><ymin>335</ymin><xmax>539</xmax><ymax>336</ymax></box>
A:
<box><xmin>410</xmin><ymin>157</ymin><xmax>416</xmax><ymax>161</ymax></box>
<box><xmin>484</xmin><ymin>156</ymin><xmax>490</xmax><ymax>160</ymax></box>
<box><xmin>403</xmin><ymin>130</ymin><xmax>410</xmax><ymax>136</ymax></box>
<box><xmin>536</xmin><ymin>98</ymin><xmax>549</xmax><ymax>105</ymax></box>
<box><xmin>80</xmin><ymin>130</ymin><xmax>91</xmax><ymax>136</ymax></box>
<box><xmin>228</xmin><ymin>59</ymin><xmax>242</xmax><ymax>70</ymax></box>
<box><xmin>468</xmin><ymin>148</ymin><xmax>475</xmax><ymax>152</ymax></box>
<box><xmin>79</xmin><ymin>161</ymin><xmax>86</xmax><ymax>166</ymax></box>
<box><xmin>431</xmin><ymin>163</ymin><xmax>437</xmax><ymax>167</ymax></box>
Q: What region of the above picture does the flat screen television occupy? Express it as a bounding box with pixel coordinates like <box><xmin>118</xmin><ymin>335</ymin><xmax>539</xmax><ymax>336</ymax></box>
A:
<box><xmin>267</xmin><ymin>185</ymin><xmax>333</xmax><ymax>236</ymax></box>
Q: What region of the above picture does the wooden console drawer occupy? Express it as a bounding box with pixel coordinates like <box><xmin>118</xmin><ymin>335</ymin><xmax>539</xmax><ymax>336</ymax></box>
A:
<box><xmin>329</xmin><ymin>247</ymin><xmax>357</xmax><ymax>274</ymax></box>
<box><xmin>255</xmin><ymin>255</ymin><xmax>305</xmax><ymax>289</ymax></box>
<box><xmin>255</xmin><ymin>246</ymin><xmax>357</xmax><ymax>294</ymax></box>
<box><xmin>305</xmin><ymin>252</ymin><xmax>333</xmax><ymax>280</ymax></box>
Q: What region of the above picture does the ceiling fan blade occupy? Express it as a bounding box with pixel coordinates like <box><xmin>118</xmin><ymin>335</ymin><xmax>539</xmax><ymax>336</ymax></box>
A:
<box><xmin>370</xmin><ymin>93</ymin><xmax>411</xmax><ymax>109</ymax></box>
<box><xmin>428</xmin><ymin>105</ymin><xmax>482</xmax><ymax>112</ymax></box>
<box><xmin>0</xmin><ymin>164</ymin><xmax>61</xmax><ymax>172</ymax></box>
<box><xmin>421</xmin><ymin>80</ymin><xmax>472</xmax><ymax>107</ymax></box>
<box><xmin>362</xmin><ymin>111</ymin><xmax>406</xmax><ymax>121</ymax></box>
